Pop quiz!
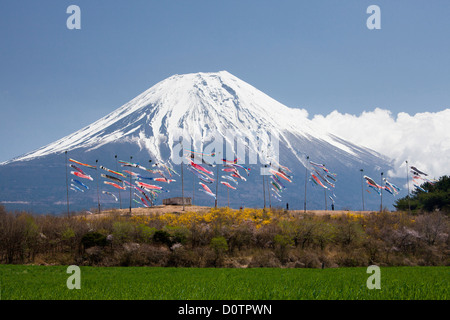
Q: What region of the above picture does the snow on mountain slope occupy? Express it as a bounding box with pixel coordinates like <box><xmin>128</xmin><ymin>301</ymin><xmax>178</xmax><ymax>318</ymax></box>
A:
<box><xmin>3</xmin><ymin>71</ymin><xmax>379</xmax><ymax>166</ymax></box>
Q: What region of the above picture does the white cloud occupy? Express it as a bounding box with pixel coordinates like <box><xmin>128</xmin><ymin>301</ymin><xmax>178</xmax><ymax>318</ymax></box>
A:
<box><xmin>311</xmin><ymin>108</ymin><xmax>450</xmax><ymax>179</ymax></box>
<box><xmin>0</xmin><ymin>201</ymin><xmax>30</xmax><ymax>204</ymax></box>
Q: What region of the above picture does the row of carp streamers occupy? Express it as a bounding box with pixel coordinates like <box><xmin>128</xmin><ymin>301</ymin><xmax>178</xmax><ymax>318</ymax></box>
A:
<box><xmin>69</xmin><ymin>153</ymin><xmax>295</xmax><ymax>207</ymax></box>
<box><xmin>309</xmin><ymin>161</ymin><xmax>337</xmax><ymax>205</ymax></box>
<box><xmin>363</xmin><ymin>175</ymin><xmax>398</xmax><ymax>196</ymax></box>
<box><xmin>267</xmin><ymin>158</ymin><xmax>293</xmax><ymax>202</ymax></box>
<box><xmin>185</xmin><ymin>150</ymin><xmax>294</xmax><ymax>203</ymax></box>
<box><xmin>363</xmin><ymin>165</ymin><xmax>436</xmax><ymax>197</ymax></box>
<box><xmin>68</xmin><ymin>155</ymin><xmax>438</xmax><ymax>208</ymax></box>
<box><xmin>185</xmin><ymin>149</ymin><xmax>247</xmax><ymax>199</ymax></box>
<box><xmin>68</xmin><ymin>158</ymin><xmax>178</xmax><ymax>208</ymax></box>
<box><xmin>410</xmin><ymin>166</ymin><xmax>437</xmax><ymax>193</ymax></box>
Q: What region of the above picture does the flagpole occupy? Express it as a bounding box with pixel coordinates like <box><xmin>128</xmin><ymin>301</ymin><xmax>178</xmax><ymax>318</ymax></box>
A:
<box><xmin>115</xmin><ymin>155</ymin><xmax>122</xmax><ymax>209</ymax></box>
<box><xmin>380</xmin><ymin>171</ymin><xmax>384</xmax><ymax>212</ymax></box>
<box><xmin>96</xmin><ymin>160</ymin><xmax>101</xmax><ymax>214</ymax></box>
<box><xmin>214</xmin><ymin>160</ymin><xmax>219</xmax><ymax>208</ymax></box>
<box><xmin>262</xmin><ymin>168</ymin><xmax>266</xmax><ymax>210</ymax></box>
<box><xmin>65</xmin><ymin>151</ymin><xmax>69</xmax><ymax>218</ymax></box>
<box><xmin>360</xmin><ymin>169</ymin><xmax>365</xmax><ymax>211</ymax></box>
<box><xmin>405</xmin><ymin>160</ymin><xmax>411</xmax><ymax>214</ymax></box>
<box><xmin>323</xmin><ymin>163</ymin><xmax>327</xmax><ymax>211</ymax></box>
<box><xmin>268</xmin><ymin>176</ymin><xmax>271</xmax><ymax>209</ymax></box>
<box><xmin>148</xmin><ymin>160</ymin><xmax>153</xmax><ymax>207</ymax></box>
<box><xmin>304</xmin><ymin>156</ymin><xmax>309</xmax><ymax>213</ymax></box>
<box><xmin>181</xmin><ymin>150</ymin><xmax>185</xmax><ymax>211</ymax></box>
<box><xmin>129</xmin><ymin>156</ymin><xmax>133</xmax><ymax>215</ymax></box>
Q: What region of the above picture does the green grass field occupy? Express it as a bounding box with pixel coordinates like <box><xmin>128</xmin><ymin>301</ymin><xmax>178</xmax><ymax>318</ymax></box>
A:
<box><xmin>0</xmin><ymin>265</ymin><xmax>448</xmax><ymax>300</ymax></box>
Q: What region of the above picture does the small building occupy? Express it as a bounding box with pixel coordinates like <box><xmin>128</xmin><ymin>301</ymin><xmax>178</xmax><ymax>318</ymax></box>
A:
<box><xmin>163</xmin><ymin>197</ymin><xmax>191</xmax><ymax>206</ymax></box>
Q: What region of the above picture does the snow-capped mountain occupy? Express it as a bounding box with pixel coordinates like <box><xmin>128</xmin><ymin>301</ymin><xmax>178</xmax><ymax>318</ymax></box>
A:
<box><xmin>4</xmin><ymin>71</ymin><xmax>382</xmax><ymax>165</ymax></box>
<box><xmin>0</xmin><ymin>71</ymin><xmax>398</xmax><ymax>213</ymax></box>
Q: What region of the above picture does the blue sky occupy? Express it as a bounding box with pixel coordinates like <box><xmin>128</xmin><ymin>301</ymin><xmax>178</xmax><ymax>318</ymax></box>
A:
<box><xmin>1</xmin><ymin>0</ymin><xmax>450</xmax><ymax>163</ymax></box>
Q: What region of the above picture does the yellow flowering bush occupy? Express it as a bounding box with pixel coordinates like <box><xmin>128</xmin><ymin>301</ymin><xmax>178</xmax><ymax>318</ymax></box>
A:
<box><xmin>126</xmin><ymin>207</ymin><xmax>278</xmax><ymax>230</ymax></box>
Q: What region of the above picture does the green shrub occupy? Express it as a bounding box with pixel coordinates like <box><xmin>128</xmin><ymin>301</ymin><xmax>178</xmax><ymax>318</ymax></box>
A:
<box><xmin>61</xmin><ymin>227</ymin><xmax>75</xmax><ymax>241</ymax></box>
<box><xmin>136</xmin><ymin>224</ymin><xmax>156</xmax><ymax>243</ymax></box>
<box><xmin>112</xmin><ymin>221</ymin><xmax>135</xmax><ymax>243</ymax></box>
<box><xmin>210</xmin><ymin>236</ymin><xmax>228</xmax><ymax>267</ymax></box>
<box><xmin>81</xmin><ymin>231</ymin><xmax>107</xmax><ymax>249</ymax></box>
<box><xmin>153</xmin><ymin>230</ymin><xmax>172</xmax><ymax>246</ymax></box>
<box><xmin>165</xmin><ymin>226</ymin><xmax>189</xmax><ymax>245</ymax></box>
<box><xmin>210</xmin><ymin>236</ymin><xmax>228</xmax><ymax>254</ymax></box>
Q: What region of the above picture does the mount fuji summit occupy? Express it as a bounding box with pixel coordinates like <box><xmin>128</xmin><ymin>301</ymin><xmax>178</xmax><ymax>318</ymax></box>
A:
<box><xmin>0</xmin><ymin>71</ymin><xmax>397</xmax><ymax>213</ymax></box>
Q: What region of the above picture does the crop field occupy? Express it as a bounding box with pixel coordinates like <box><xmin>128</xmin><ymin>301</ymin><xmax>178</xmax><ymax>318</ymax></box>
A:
<box><xmin>1</xmin><ymin>265</ymin><xmax>448</xmax><ymax>300</ymax></box>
